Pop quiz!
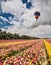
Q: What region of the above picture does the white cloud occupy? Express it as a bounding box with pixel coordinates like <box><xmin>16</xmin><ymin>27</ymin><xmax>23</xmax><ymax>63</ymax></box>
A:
<box><xmin>1</xmin><ymin>0</ymin><xmax>51</xmax><ymax>38</ymax></box>
<box><xmin>0</xmin><ymin>16</ymin><xmax>8</xmax><ymax>22</ymax></box>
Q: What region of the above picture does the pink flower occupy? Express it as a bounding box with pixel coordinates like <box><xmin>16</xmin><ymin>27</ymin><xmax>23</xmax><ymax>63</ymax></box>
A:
<box><xmin>0</xmin><ymin>62</ymin><xmax>3</xmax><ymax>65</ymax></box>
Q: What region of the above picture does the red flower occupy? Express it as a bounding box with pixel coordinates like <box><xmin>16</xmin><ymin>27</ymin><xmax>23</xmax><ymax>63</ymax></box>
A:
<box><xmin>14</xmin><ymin>63</ymin><xmax>19</xmax><ymax>65</ymax></box>
<box><xmin>0</xmin><ymin>62</ymin><xmax>3</xmax><ymax>65</ymax></box>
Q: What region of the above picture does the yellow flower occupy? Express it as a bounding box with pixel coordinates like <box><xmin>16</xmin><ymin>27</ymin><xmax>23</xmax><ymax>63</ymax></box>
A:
<box><xmin>29</xmin><ymin>61</ymin><xmax>32</xmax><ymax>65</ymax></box>
<box><xmin>3</xmin><ymin>60</ymin><xmax>6</xmax><ymax>65</ymax></box>
<box><xmin>36</xmin><ymin>62</ymin><xmax>38</xmax><ymax>65</ymax></box>
<box><xmin>44</xmin><ymin>40</ymin><xmax>51</xmax><ymax>62</ymax></box>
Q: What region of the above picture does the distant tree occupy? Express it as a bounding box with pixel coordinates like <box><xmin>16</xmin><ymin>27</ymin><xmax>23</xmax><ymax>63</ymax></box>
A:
<box><xmin>21</xmin><ymin>35</ymin><xmax>31</xmax><ymax>39</ymax></box>
<box><xmin>0</xmin><ymin>29</ymin><xmax>39</xmax><ymax>40</ymax></box>
<box><xmin>12</xmin><ymin>34</ymin><xmax>20</xmax><ymax>39</ymax></box>
<box><xmin>0</xmin><ymin>29</ymin><xmax>2</xmax><ymax>32</ymax></box>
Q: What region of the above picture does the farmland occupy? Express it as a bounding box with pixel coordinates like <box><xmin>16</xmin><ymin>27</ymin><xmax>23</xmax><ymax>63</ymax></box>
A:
<box><xmin>0</xmin><ymin>39</ymin><xmax>51</xmax><ymax>65</ymax></box>
<box><xmin>44</xmin><ymin>39</ymin><xmax>51</xmax><ymax>65</ymax></box>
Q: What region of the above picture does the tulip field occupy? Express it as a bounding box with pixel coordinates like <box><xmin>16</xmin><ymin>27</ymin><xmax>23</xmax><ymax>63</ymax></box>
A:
<box><xmin>44</xmin><ymin>40</ymin><xmax>51</xmax><ymax>65</ymax></box>
<box><xmin>0</xmin><ymin>39</ymin><xmax>51</xmax><ymax>65</ymax></box>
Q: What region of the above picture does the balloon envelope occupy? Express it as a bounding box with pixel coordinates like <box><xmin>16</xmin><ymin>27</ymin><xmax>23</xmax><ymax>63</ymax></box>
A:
<box><xmin>34</xmin><ymin>11</ymin><xmax>40</xmax><ymax>20</ymax></box>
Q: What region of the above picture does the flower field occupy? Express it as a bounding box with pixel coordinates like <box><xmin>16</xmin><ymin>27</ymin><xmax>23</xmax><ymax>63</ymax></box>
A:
<box><xmin>0</xmin><ymin>40</ymin><xmax>38</xmax><ymax>59</ymax></box>
<box><xmin>44</xmin><ymin>40</ymin><xmax>51</xmax><ymax>64</ymax></box>
<box><xmin>0</xmin><ymin>39</ymin><xmax>49</xmax><ymax>65</ymax></box>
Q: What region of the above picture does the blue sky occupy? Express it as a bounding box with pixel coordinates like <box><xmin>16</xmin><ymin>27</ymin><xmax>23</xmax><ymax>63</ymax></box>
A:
<box><xmin>0</xmin><ymin>0</ymin><xmax>51</xmax><ymax>38</ymax></box>
<box><xmin>0</xmin><ymin>0</ymin><xmax>32</xmax><ymax>28</ymax></box>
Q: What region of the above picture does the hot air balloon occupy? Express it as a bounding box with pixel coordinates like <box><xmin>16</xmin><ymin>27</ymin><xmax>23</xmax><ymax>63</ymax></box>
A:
<box><xmin>34</xmin><ymin>11</ymin><xmax>40</xmax><ymax>22</ymax></box>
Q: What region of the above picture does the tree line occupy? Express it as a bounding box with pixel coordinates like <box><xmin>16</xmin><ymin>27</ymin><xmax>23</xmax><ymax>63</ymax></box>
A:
<box><xmin>0</xmin><ymin>29</ymin><xmax>39</xmax><ymax>40</ymax></box>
